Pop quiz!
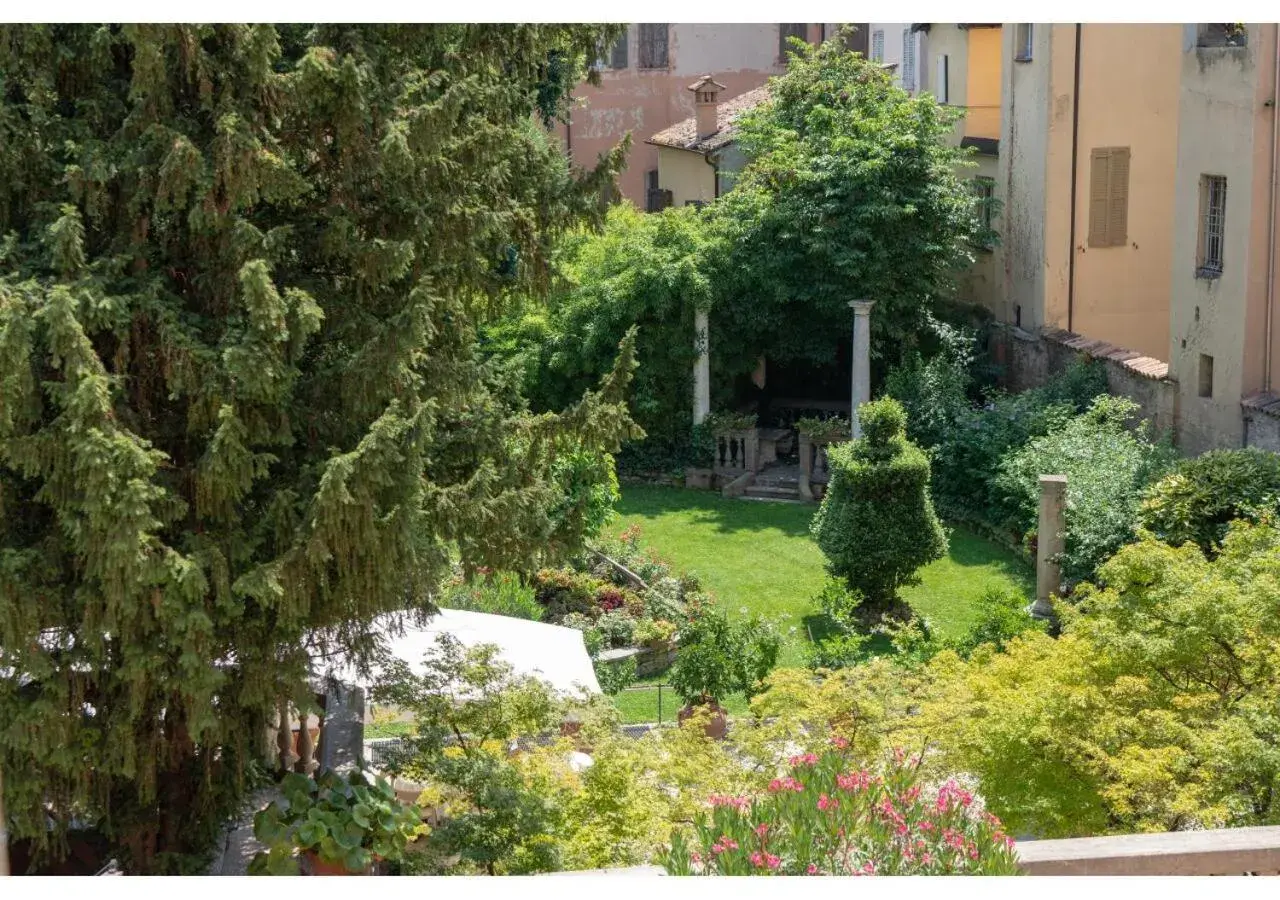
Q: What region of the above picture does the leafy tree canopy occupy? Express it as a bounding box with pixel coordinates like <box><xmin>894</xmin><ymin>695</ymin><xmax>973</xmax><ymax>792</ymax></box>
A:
<box><xmin>0</xmin><ymin>23</ymin><xmax>635</xmax><ymax>871</ymax></box>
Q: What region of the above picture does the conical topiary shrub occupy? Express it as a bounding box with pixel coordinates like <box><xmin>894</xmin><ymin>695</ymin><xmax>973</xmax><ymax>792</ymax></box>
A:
<box><xmin>811</xmin><ymin>397</ymin><xmax>947</xmax><ymax>623</ymax></box>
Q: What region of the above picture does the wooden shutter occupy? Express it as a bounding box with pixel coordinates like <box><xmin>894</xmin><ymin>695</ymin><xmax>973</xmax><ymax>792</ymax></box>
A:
<box><xmin>1088</xmin><ymin>147</ymin><xmax>1130</xmax><ymax>248</ymax></box>
<box><xmin>640</xmin><ymin>24</ymin><xmax>668</xmax><ymax>68</ymax></box>
<box><xmin>610</xmin><ymin>30</ymin><xmax>628</xmax><ymax>69</ymax></box>
<box><xmin>1107</xmin><ymin>148</ymin><xmax>1130</xmax><ymax>246</ymax></box>
<box><xmin>780</xmin><ymin>24</ymin><xmax>807</xmax><ymax>59</ymax></box>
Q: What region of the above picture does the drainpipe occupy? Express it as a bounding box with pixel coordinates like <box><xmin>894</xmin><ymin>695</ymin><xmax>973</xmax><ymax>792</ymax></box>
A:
<box><xmin>1067</xmin><ymin>24</ymin><xmax>1082</xmax><ymax>334</ymax></box>
<box><xmin>1265</xmin><ymin>25</ymin><xmax>1280</xmax><ymax>393</ymax></box>
<box><xmin>704</xmin><ymin>150</ymin><xmax>719</xmax><ymax>199</ymax></box>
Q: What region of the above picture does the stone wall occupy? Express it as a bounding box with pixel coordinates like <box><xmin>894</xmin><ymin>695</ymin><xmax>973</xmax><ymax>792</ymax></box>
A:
<box><xmin>1243</xmin><ymin>394</ymin><xmax>1280</xmax><ymax>451</ymax></box>
<box><xmin>598</xmin><ymin>643</ymin><xmax>678</xmax><ymax>678</ymax></box>
<box><xmin>995</xmin><ymin>325</ymin><xmax>1180</xmax><ymax>441</ymax></box>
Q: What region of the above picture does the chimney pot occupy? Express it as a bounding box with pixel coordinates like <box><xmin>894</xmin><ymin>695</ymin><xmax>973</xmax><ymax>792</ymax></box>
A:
<box><xmin>689</xmin><ymin>74</ymin><xmax>727</xmax><ymax>141</ymax></box>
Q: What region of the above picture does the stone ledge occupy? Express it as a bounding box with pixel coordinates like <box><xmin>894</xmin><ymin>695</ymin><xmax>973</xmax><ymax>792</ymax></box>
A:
<box><xmin>1016</xmin><ymin>825</ymin><xmax>1280</xmax><ymax>876</ymax></box>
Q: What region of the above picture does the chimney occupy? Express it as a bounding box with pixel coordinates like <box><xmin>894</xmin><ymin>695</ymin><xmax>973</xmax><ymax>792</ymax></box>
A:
<box><xmin>689</xmin><ymin>74</ymin><xmax>727</xmax><ymax>140</ymax></box>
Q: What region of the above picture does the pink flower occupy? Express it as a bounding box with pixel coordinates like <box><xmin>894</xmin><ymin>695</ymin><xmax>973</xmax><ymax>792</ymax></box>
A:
<box><xmin>768</xmin><ymin>779</ymin><xmax>783</xmax><ymax>793</ymax></box>
<box><xmin>751</xmin><ymin>852</ymin><xmax>764</xmax><ymax>867</ymax></box>
<box><xmin>691</xmin><ymin>852</ymin><xmax>702</xmax><ymax>864</ymax></box>
<box><xmin>830</xmin><ymin>735</ymin><xmax>849</xmax><ymax>750</ymax></box>
<box><xmin>837</xmin><ymin>769</ymin><xmax>872</xmax><ymax>792</ymax></box>
<box><xmin>789</xmin><ymin>753</ymin><xmax>819</xmax><ymax>767</ymax></box>
<box><xmin>807</xmin><ymin>864</ymin><xmax>818</xmax><ymax>875</ymax></box>
<box><xmin>709</xmin><ymin>794</ymin><xmax>751</xmax><ymax>810</ymax></box>
<box><xmin>755</xmin><ymin>823</ymin><xmax>770</xmax><ymax>838</ymax></box>
<box><xmin>817</xmin><ymin>793</ymin><xmax>839</xmax><ymax>812</ymax></box>
<box><xmin>922</xmin><ymin>852</ymin><xmax>933</xmax><ymax>865</ymax></box>
<box><xmin>766</xmin><ymin>854</ymin><xmax>781</xmax><ymax>870</ymax></box>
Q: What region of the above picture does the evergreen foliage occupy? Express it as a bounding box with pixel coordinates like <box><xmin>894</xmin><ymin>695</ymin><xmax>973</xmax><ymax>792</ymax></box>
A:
<box><xmin>811</xmin><ymin>398</ymin><xmax>947</xmax><ymax>620</ymax></box>
<box><xmin>0</xmin><ymin>23</ymin><xmax>634</xmax><ymax>871</ymax></box>
<box><xmin>1139</xmin><ymin>447</ymin><xmax>1280</xmax><ymax>555</ymax></box>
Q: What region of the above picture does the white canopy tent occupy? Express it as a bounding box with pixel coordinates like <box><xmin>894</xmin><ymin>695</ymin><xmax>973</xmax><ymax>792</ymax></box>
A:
<box><xmin>323</xmin><ymin>608</ymin><xmax>601</xmax><ymax>698</ymax></box>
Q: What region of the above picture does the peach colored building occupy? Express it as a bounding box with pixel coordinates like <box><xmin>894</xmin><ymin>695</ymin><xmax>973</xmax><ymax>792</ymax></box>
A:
<box><xmin>553</xmin><ymin>24</ymin><xmax>852</xmax><ymax>207</ymax></box>
<box><xmin>995</xmin><ymin>23</ymin><xmax>1280</xmax><ymax>453</ymax></box>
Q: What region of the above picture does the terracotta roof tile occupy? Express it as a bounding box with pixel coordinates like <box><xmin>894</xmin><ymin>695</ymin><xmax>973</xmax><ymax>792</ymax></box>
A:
<box><xmin>646</xmin><ymin>85</ymin><xmax>772</xmax><ymax>153</ymax></box>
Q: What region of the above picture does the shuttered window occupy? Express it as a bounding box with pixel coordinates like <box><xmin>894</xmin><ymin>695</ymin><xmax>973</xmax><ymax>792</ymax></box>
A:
<box><xmin>780</xmin><ymin>24</ymin><xmax>807</xmax><ymax>59</ymax></box>
<box><xmin>871</xmin><ymin>29</ymin><xmax>885</xmax><ymax>61</ymax></box>
<box><xmin>609</xmin><ymin>29</ymin><xmax>629</xmax><ymax>69</ymax></box>
<box><xmin>1014</xmin><ymin>23</ymin><xmax>1033</xmax><ymax>61</ymax></box>
<box><xmin>639</xmin><ymin>24</ymin><xmax>669</xmax><ymax>69</ymax></box>
<box><xmin>1087</xmin><ymin>147</ymin><xmax>1130</xmax><ymax>248</ymax></box>
<box><xmin>936</xmin><ymin>54</ymin><xmax>949</xmax><ymax>103</ymax></box>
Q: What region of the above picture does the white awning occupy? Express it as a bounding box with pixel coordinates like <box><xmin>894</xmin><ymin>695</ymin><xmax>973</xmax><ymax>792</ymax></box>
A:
<box><xmin>324</xmin><ymin>609</ymin><xmax>600</xmax><ymax>697</ymax></box>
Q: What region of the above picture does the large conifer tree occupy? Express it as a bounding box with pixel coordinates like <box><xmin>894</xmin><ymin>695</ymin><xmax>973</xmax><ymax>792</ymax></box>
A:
<box><xmin>0</xmin><ymin>24</ymin><xmax>634</xmax><ymax>871</ymax></box>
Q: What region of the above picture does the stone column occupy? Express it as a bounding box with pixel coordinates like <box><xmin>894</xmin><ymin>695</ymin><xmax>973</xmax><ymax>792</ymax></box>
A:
<box><xmin>849</xmin><ymin>300</ymin><xmax>876</xmax><ymax>439</ymax></box>
<box><xmin>693</xmin><ymin>308</ymin><xmax>710</xmax><ymax>425</ymax></box>
<box><xmin>1032</xmin><ymin>474</ymin><xmax>1067</xmax><ymax>621</ymax></box>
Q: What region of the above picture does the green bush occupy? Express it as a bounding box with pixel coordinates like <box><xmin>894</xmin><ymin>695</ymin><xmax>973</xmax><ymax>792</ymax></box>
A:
<box><xmin>668</xmin><ymin>605</ymin><xmax>781</xmax><ymax>706</ymax></box>
<box><xmin>1139</xmin><ymin>448</ymin><xmax>1280</xmax><ymax>554</ymax></box>
<box><xmin>951</xmin><ymin>588</ymin><xmax>1045</xmax><ymax>657</ymax></box>
<box><xmin>443</xmin><ymin>572</ymin><xmax>544</xmax><ymax>621</ymax></box>
<box><xmin>811</xmin><ymin>398</ymin><xmax>947</xmax><ymax>620</ymax></box>
<box><xmin>887</xmin><ymin>350</ymin><xmax>1109</xmax><ymax>529</ymax></box>
<box><xmin>996</xmin><ymin>395</ymin><xmax>1176</xmax><ymax>583</ymax></box>
<box><xmin>594</xmin><ymin>610</ymin><xmax>636</xmax><ymax>648</ymax></box>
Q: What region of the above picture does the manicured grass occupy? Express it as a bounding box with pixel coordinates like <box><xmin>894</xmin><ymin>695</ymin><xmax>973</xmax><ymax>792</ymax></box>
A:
<box><xmin>612</xmin><ymin>484</ymin><xmax>1033</xmax><ymax>672</ymax></box>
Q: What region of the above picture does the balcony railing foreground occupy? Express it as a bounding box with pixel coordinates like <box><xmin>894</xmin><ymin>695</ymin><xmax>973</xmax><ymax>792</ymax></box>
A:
<box><xmin>1015</xmin><ymin>825</ymin><xmax>1280</xmax><ymax>876</ymax></box>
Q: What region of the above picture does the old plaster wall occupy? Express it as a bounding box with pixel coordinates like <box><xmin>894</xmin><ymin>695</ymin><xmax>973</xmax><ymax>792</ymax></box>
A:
<box><xmin>556</xmin><ymin>25</ymin><xmax>794</xmax><ymax>205</ymax></box>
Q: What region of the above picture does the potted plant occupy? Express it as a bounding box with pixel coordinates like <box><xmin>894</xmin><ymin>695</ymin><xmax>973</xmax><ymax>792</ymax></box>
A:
<box><xmin>249</xmin><ymin>770</ymin><xmax>428</xmax><ymax>876</ymax></box>
<box><xmin>668</xmin><ymin>605</ymin><xmax>780</xmax><ymax>740</ymax></box>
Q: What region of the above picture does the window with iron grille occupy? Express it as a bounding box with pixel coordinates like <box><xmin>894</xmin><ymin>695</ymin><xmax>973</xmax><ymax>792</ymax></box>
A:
<box><xmin>639</xmin><ymin>24</ymin><xmax>669</xmax><ymax>69</ymax></box>
<box><xmin>1198</xmin><ymin>174</ymin><xmax>1227</xmax><ymax>277</ymax></box>
<box><xmin>871</xmin><ymin>29</ymin><xmax>885</xmax><ymax>62</ymax></box>
<box><xmin>1015</xmin><ymin>23</ymin><xmax>1033</xmax><ymax>61</ymax></box>
<box><xmin>901</xmin><ymin>28</ymin><xmax>916</xmax><ymax>90</ymax></box>
<box><xmin>779</xmin><ymin>24</ymin><xmax>807</xmax><ymax>60</ymax></box>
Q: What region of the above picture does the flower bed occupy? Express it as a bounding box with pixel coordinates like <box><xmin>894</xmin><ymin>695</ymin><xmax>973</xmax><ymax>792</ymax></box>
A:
<box><xmin>531</xmin><ymin>525</ymin><xmax>710</xmax><ymax>674</ymax></box>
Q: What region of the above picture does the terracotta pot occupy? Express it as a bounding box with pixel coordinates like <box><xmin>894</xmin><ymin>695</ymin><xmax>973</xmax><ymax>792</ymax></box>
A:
<box><xmin>302</xmin><ymin>849</ymin><xmax>370</xmax><ymax>876</ymax></box>
<box><xmin>678</xmin><ymin>700</ymin><xmax>728</xmax><ymax>740</ymax></box>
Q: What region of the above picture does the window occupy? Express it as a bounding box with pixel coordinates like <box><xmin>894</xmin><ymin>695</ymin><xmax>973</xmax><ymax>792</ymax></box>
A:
<box><xmin>1198</xmin><ymin>354</ymin><xmax>1215</xmax><ymax>398</ymax></box>
<box><xmin>639</xmin><ymin>24</ymin><xmax>669</xmax><ymax>69</ymax></box>
<box><xmin>1015</xmin><ymin>23</ymin><xmax>1033</xmax><ymax>61</ymax></box>
<box><xmin>609</xmin><ymin>29</ymin><xmax>628</xmax><ymax>69</ymax></box>
<box><xmin>1197</xmin><ymin>24</ymin><xmax>1247</xmax><ymax>48</ymax></box>
<box><xmin>871</xmin><ymin>29</ymin><xmax>885</xmax><ymax>62</ymax></box>
<box><xmin>972</xmin><ymin>177</ymin><xmax>996</xmax><ymax>249</ymax></box>
<box><xmin>1197</xmin><ymin>174</ymin><xmax>1227</xmax><ymax>277</ymax></box>
<box><xmin>779</xmin><ymin>24</ymin><xmax>807</xmax><ymax>60</ymax></box>
<box><xmin>936</xmin><ymin>54</ymin><xmax>949</xmax><ymax>103</ymax></box>
<box><xmin>645</xmin><ymin>169</ymin><xmax>660</xmax><ymax>192</ymax></box>
<box><xmin>901</xmin><ymin>28</ymin><xmax>916</xmax><ymax>91</ymax></box>
<box><xmin>1087</xmin><ymin>147</ymin><xmax>1130</xmax><ymax>248</ymax></box>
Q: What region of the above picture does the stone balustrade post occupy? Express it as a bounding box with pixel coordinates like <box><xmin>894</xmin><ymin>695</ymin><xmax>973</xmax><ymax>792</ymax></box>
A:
<box><xmin>849</xmin><ymin>301</ymin><xmax>875</xmax><ymax>439</ymax></box>
<box><xmin>798</xmin><ymin>433</ymin><xmax>814</xmax><ymax>501</ymax></box>
<box><xmin>276</xmin><ymin>698</ymin><xmax>295</xmax><ymax>776</ymax></box>
<box><xmin>1032</xmin><ymin>475</ymin><xmax>1067</xmax><ymax>621</ymax></box>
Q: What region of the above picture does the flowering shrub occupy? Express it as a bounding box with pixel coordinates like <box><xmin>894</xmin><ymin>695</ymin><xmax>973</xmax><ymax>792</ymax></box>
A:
<box><xmin>658</xmin><ymin>742</ymin><xmax>1020</xmax><ymax>876</ymax></box>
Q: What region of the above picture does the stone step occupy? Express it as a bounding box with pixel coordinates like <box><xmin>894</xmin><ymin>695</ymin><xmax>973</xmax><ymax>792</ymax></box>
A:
<box><xmin>743</xmin><ymin>484</ymin><xmax>803</xmax><ymax>501</ymax></box>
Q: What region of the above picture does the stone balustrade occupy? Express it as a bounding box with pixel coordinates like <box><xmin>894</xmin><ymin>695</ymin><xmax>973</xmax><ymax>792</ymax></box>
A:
<box><xmin>267</xmin><ymin>681</ymin><xmax>365</xmax><ymax>778</ymax></box>
<box><xmin>798</xmin><ymin>433</ymin><xmax>839</xmax><ymax>501</ymax></box>
<box><xmin>1015</xmin><ymin>826</ymin><xmax>1280</xmax><ymax>875</ymax></box>
<box><xmin>712</xmin><ymin>427</ymin><xmax>757</xmax><ymax>476</ymax></box>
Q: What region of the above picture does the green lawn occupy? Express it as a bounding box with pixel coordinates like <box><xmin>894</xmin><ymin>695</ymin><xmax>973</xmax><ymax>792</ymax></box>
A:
<box><xmin>608</xmin><ymin>485</ymin><xmax>1032</xmax><ymax>722</ymax></box>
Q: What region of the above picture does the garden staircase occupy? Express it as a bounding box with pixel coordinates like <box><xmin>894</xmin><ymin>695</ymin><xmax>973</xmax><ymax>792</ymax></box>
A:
<box><xmin>742</xmin><ymin>463</ymin><xmax>804</xmax><ymax>502</ymax></box>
